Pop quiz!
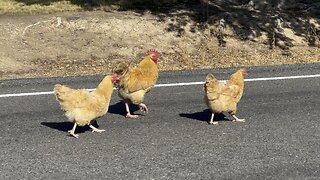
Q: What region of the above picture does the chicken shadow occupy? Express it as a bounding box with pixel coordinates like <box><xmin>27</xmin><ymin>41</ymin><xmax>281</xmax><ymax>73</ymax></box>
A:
<box><xmin>41</xmin><ymin>120</ymin><xmax>100</xmax><ymax>133</ymax></box>
<box><xmin>179</xmin><ymin>109</ymin><xmax>230</xmax><ymax>123</ymax></box>
<box><xmin>108</xmin><ymin>101</ymin><xmax>142</xmax><ymax>117</ymax></box>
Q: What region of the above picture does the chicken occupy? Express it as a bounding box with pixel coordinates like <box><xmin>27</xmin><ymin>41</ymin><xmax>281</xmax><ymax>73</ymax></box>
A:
<box><xmin>53</xmin><ymin>73</ymin><xmax>119</xmax><ymax>138</ymax></box>
<box><xmin>204</xmin><ymin>68</ymin><xmax>247</xmax><ymax>125</ymax></box>
<box><xmin>112</xmin><ymin>50</ymin><xmax>159</xmax><ymax>118</ymax></box>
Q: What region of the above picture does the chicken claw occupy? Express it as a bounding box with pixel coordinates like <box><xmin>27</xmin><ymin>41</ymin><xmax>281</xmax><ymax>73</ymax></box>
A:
<box><xmin>126</xmin><ymin>113</ymin><xmax>139</xmax><ymax>118</ymax></box>
<box><xmin>209</xmin><ymin>113</ymin><xmax>218</xmax><ymax>125</ymax></box>
<box><xmin>68</xmin><ymin>130</ymin><xmax>79</xmax><ymax>138</ymax></box>
<box><xmin>209</xmin><ymin>121</ymin><xmax>218</xmax><ymax>125</ymax></box>
<box><xmin>68</xmin><ymin>123</ymin><xmax>79</xmax><ymax>138</ymax></box>
<box><xmin>89</xmin><ymin>125</ymin><xmax>105</xmax><ymax>133</ymax></box>
<box><xmin>232</xmin><ymin>115</ymin><xmax>246</xmax><ymax>122</ymax></box>
<box><xmin>139</xmin><ymin>103</ymin><xmax>148</xmax><ymax>113</ymax></box>
<box><xmin>124</xmin><ymin>102</ymin><xmax>139</xmax><ymax>118</ymax></box>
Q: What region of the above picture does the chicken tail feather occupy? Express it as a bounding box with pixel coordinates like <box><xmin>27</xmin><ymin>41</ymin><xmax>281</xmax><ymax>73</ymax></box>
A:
<box><xmin>112</xmin><ymin>62</ymin><xmax>129</xmax><ymax>76</ymax></box>
<box><xmin>53</xmin><ymin>84</ymin><xmax>63</xmax><ymax>94</ymax></box>
<box><xmin>204</xmin><ymin>74</ymin><xmax>219</xmax><ymax>89</ymax></box>
<box><xmin>53</xmin><ymin>84</ymin><xmax>73</xmax><ymax>102</ymax></box>
<box><xmin>53</xmin><ymin>84</ymin><xmax>71</xmax><ymax>94</ymax></box>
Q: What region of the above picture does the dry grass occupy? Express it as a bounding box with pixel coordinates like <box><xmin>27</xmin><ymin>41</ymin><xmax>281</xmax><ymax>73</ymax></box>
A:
<box><xmin>0</xmin><ymin>10</ymin><xmax>318</xmax><ymax>80</ymax></box>
<box><xmin>0</xmin><ymin>0</ymin><xmax>81</xmax><ymax>14</ymax></box>
<box><xmin>165</xmin><ymin>29</ymin><xmax>320</xmax><ymax>71</ymax></box>
<box><xmin>0</xmin><ymin>0</ymin><xmax>196</xmax><ymax>14</ymax></box>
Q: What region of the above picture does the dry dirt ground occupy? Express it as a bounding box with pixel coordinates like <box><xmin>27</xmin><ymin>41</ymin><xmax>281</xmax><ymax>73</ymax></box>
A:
<box><xmin>0</xmin><ymin>10</ymin><xmax>319</xmax><ymax>80</ymax></box>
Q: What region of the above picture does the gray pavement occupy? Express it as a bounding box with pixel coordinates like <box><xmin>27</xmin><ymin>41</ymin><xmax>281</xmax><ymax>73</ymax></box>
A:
<box><xmin>0</xmin><ymin>63</ymin><xmax>320</xmax><ymax>179</ymax></box>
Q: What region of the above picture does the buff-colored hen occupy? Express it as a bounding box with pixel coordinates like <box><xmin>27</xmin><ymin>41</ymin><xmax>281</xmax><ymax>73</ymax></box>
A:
<box><xmin>204</xmin><ymin>69</ymin><xmax>246</xmax><ymax>125</ymax></box>
<box><xmin>54</xmin><ymin>73</ymin><xmax>118</xmax><ymax>138</ymax></box>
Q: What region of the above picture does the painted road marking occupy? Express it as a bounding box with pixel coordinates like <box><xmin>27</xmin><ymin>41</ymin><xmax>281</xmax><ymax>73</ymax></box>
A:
<box><xmin>1</xmin><ymin>74</ymin><xmax>320</xmax><ymax>98</ymax></box>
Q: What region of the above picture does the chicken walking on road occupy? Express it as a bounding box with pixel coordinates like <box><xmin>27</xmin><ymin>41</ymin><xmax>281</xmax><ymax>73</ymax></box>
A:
<box><xmin>204</xmin><ymin>69</ymin><xmax>247</xmax><ymax>125</ymax></box>
<box><xmin>112</xmin><ymin>50</ymin><xmax>159</xmax><ymax>118</ymax></box>
<box><xmin>53</xmin><ymin>73</ymin><xmax>119</xmax><ymax>138</ymax></box>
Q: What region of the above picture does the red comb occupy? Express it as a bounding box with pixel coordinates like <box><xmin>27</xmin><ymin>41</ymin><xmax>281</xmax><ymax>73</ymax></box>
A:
<box><xmin>147</xmin><ymin>49</ymin><xmax>159</xmax><ymax>56</ymax></box>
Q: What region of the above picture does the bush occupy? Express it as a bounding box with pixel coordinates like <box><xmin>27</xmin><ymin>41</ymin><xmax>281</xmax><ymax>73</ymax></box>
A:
<box><xmin>71</xmin><ymin>0</ymin><xmax>198</xmax><ymax>8</ymax></box>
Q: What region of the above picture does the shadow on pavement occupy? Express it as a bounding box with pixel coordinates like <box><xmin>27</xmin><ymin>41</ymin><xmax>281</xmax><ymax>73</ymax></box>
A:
<box><xmin>179</xmin><ymin>109</ymin><xmax>230</xmax><ymax>122</ymax></box>
<box><xmin>108</xmin><ymin>101</ymin><xmax>141</xmax><ymax>117</ymax></box>
<box><xmin>41</xmin><ymin>121</ymin><xmax>96</xmax><ymax>133</ymax></box>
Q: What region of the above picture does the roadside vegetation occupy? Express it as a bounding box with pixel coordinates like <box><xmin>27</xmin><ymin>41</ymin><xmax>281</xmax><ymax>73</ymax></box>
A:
<box><xmin>0</xmin><ymin>0</ymin><xmax>80</xmax><ymax>13</ymax></box>
<box><xmin>0</xmin><ymin>0</ymin><xmax>196</xmax><ymax>13</ymax></box>
<box><xmin>0</xmin><ymin>0</ymin><xmax>319</xmax><ymax>79</ymax></box>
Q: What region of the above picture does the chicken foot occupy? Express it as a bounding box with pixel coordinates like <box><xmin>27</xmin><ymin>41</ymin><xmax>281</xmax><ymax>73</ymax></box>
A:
<box><xmin>138</xmin><ymin>103</ymin><xmax>148</xmax><ymax>113</ymax></box>
<box><xmin>68</xmin><ymin>123</ymin><xmax>79</xmax><ymax>138</ymax></box>
<box><xmin>124</xmin><ymin>102</ymin><xmax>149</xmax><ymax>118</ymax></box>
<box><xmin>125</xmin><ymin>102</ymin><xmax>139</xmax><ymax>118</ymax></box>
<box><xmin>209</xmin><ymin>113</ymin><xmax>218</xmax><ymax>125</ymax></box>
<box><xmin>232</xmin><ymin>115</ymin><xmax>246</xmax><ymax>122</ymax></box>
<box><xmin>89</xmin><ymin>125</ymin><xmax>105</xmax><ymax>133</ymax></box>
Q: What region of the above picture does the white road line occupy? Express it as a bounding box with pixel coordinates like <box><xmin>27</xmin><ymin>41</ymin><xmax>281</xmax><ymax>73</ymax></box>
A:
<box><xmin>0</xmin><ymin>91</ymin><xmax>54</xmax><ymax>97</ymax></box>
<box><xmin>155</xmin><ymin>81</ymin><xmax>205</xmax><ymax>87</ymax></box>
<box><xmin>244</xmin><ymin>74</ymin><xmax>320</xmax><ymax>82</ymax></box>
<box><xmin>0</xmin><ymin>74</ymin><xmax>319</xmax><ymax>98</ymax></box>
<box><xmin>154</xmin><ymin>74</ymin><xmax>320</xmax><ymax>87</ymax></box>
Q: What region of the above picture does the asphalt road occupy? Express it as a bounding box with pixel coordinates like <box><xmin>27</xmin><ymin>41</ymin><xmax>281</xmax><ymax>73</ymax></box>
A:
<box><xmin>0</xmin><ymin>63</ymin><xmax>320</xmax><ymax>179</ymax></box>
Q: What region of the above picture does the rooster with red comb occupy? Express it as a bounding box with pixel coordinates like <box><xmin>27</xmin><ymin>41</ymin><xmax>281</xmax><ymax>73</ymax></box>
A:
<box><xmin>112</xmin><ymin>50</ymin><xmax>159</xmax><ymax>118</ymax></box>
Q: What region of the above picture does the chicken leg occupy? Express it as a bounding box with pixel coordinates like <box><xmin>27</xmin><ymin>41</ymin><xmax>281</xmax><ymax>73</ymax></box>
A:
<box><xmin>232</xmin><ymin>115</ymin><xmax>245</xmax><ymax>122</ymax></box>
<box><xmin>125</xmin><ymin>102</ymin><xmax>139</xmax><ymax>118</ymax></box>
<box><xmin>125</xmin><ymin>103</ymin><xmax>149</xmax><ymax>118</ymax></box>
<box><xmin>89</xmin><ymin>125</ymin><xmax>105</xmax><ymax>133</ymax></box>
<box><xmin>209</xmin><ymin>113</ymin><xmax>218</xmax><ymax>125</ymax></box>
<box><xmin>139</xmin><ymin>103</ymin><xmax>148</xmax><ymax>113</ymax></box>
<box><xmin>68</xmin><ymin>123</ymin><xmax>79</xmax><ymax>138</ymax></box>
